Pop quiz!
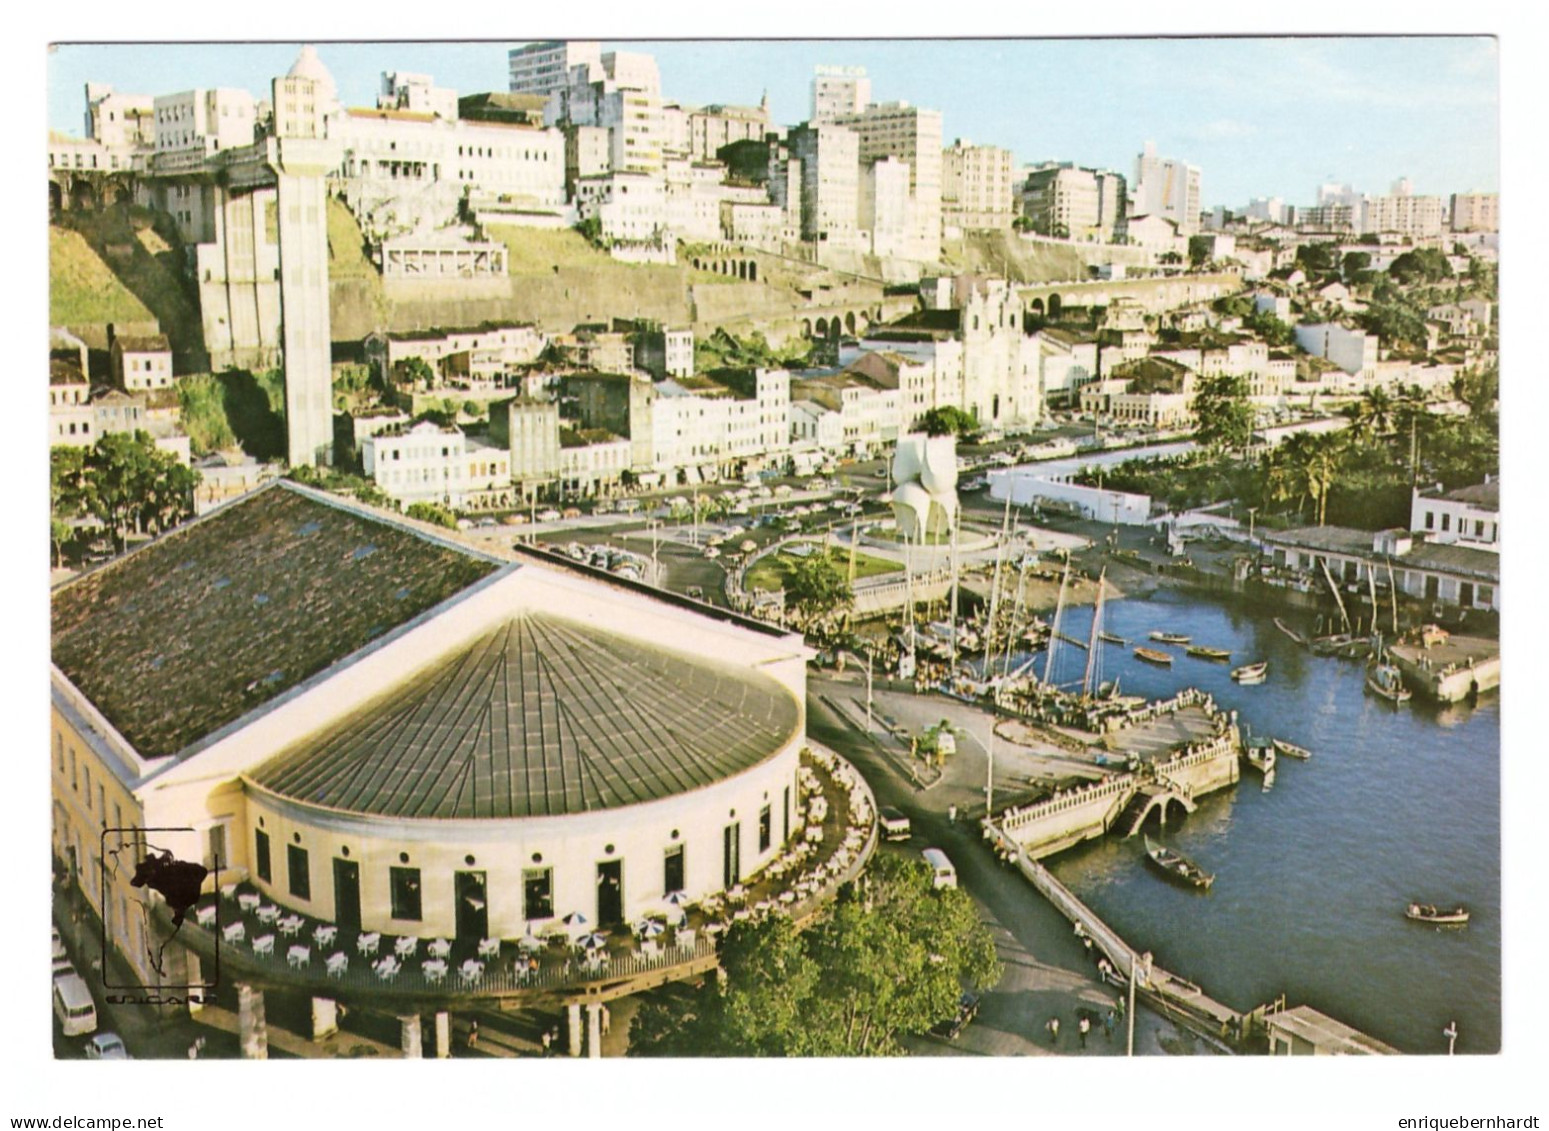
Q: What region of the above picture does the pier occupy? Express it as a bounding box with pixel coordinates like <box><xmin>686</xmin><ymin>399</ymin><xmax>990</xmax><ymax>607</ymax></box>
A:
<box><xmin>1387</xmin><ymin>632</ymin><xmax>1500</xmax><ymax>703</ymax></box>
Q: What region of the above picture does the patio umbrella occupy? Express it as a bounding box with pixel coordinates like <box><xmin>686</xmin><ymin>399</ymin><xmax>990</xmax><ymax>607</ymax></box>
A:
<box><xmin>637</xmin><ymin>920</ymin><xmax>665</xmax><ymax>939</ymax></box>
<box><xmin>575</xmin><ymin>931</ymin><xmax>608</xmax><ymax>950</ymax></box>
<box><xmin>663</xmin><ymin>891</ymin><xmax>692</xmax><ymax>908</ymax></box>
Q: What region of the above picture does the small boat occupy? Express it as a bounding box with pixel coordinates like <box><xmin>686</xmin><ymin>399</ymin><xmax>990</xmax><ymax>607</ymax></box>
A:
<box><xmin>1053</xmin><ymin>631</ymin><xmax>1089</xmax><ymax>651</ymax></box>
<box><xmin>1272</xmin><ymin>739</ymin><xmax>1312</xmax><ymax>761</ymax></box>
<box><xmin>1406</xmin><ymin>903</ymin><xmax>1469</xmax><ymax>926</ymax></box>
<box><xmin>1232</xmin><ymin>661</ymin><xmax>1268</xmax><ymax>684</ymax></box>
<box><xmin>1243</xmin><ymin>738</ymin><xmax>1277</xmax><ymax>775</ymax></box>
<box><xmin>1149</xmin><ymin>631</ymin><xmax>1191</xmax><ymax>645</ymax></box>
<box><xmin>1185</xmin><ymin>645</ymin><xmax>1232</xmax><ymax>661</ymax></box>
<box><xmin>1099</xmin><ymin>631</ymin><xmax>1128</xmax><ymax>646</ymax></box>
<box><xmin>1274</xmin><ymin>618</ymin><xmax>1309</xmax><ymax>646</ymax></box>
<box><xmin>1133</xmin><ymin>647</ymin><xmax>1173</xmax><ymax>666</ymax></box>
<box><xmin>1143</xmin><ymin>835</ymin><xmax>1214</xmax><ymax>890</ymax></box>
<box><xmin>1366</xmin><ymin>663</ymin><xmax>1412</xmax><ymax>704</ymax></box>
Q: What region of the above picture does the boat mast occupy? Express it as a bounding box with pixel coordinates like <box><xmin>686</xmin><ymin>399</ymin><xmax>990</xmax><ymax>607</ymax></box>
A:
<box><xmin>1320</xmin><ymin>558</ymin><xmax>1352</xmax><ymax>633</ymax></box>
<box><xmin>1003</xmin><ymin>555</ymin><xmax>1030</xmax><ymax>680</ymax></box>
<box><xmin>1082</xmin><ymin>567</ymin><xmax>1106</xmax><ymax>699</ymax></box>
<box><xmin>984</xmin><ymin>493</ymin><xmax>1012</xmax><ymax>675</ymax></box>
<box><xmin>948</xmin><ymin>508</ymin><xmax>961</xmax><ymax>676</ymax></box>
<box><xmin>1043</xmin><ymin>555</ymin><xmax>1071</xmax><ymax>689</ymax></box>
<box><xmin>1386</xmin><ymin>556</ymin><xmax>1399</xmax><ymax>635</ymax></box>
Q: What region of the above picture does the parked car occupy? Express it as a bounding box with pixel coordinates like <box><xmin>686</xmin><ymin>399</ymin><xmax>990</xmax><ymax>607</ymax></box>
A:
<box><xmin>84</xmin><ymin>1032</ymin><xmax>130</xmax><ymax>1060</ymax></box>
<box><xmin>52</xmin><ymin>972</ymin><xmax>97</xmax><ymax>1036</ymax></box>
<box><xmin>931</xmin><ymin>991</ymin><xmax>982</xmax><ymax>1039</ymax></box>
<box><xmin>921</xmin><ymin>847</ymin><xmax>958</xmax><ymax>890</ymax></box>
<box><xmin>879</xmin><ymin>806</ymin><xmax>912</xmax><ymax>841</ymax></box>
<box><xmin>536</xmin><ymin>509</ymin><xmax>562</xmax><ymax>522</ymax></box>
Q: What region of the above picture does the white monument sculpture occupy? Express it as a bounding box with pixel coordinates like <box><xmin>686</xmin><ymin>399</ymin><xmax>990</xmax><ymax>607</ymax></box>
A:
<box><xmin>890</xmin><ymin>432</ymin><xmax>959</xmax><ymax>541</ymax></box>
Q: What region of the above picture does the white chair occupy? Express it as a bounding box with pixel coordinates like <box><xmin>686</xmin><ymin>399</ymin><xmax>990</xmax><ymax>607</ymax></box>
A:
<box><xmin>677</xmin><ymin>928</ymin><xmax>696</xmax><ymax>951</ymax></box>
<box><xmin>427</xmin><ymin>938</ymin><xmax>452</xmax><ymax>960</ymax></box>
<box><xmin>237</xmin><ymin>893</ymin><xmax>260</xmax><ymax>912</ymax></box>
<box><xmin>251</xmin><ymin>934</ymin><xmax>275</xmax><ymax>957</ymax></box>
<box><xmin>325</xmin><ymin>952</ymin><xmax>349</xmax><ymax>977</ymax></box>
<box><xmin>357</xmin><ymin>932</ymin><xmax>381</xmax><ymax>956</ymax></box>
<box><xmin>279</xmin><ymin>915</ymin><xmax>305</xmax><ymax>938</ymax></box>
<box><xmin>314</xmin><ymin>924</ymin><xmax>338</xmax><ymax>947</ymax></box>
<box><xmin>220</xmin><ymin>883</ymin><xmax>239</xmax><ymax>901</ymax></box>
<box><xmin>287</xmin><ymin>945</ymin><xmax>310</xmax><ymax>969</ymax></box>
<box><xmin>641</xmin><ymin>939</ymin><xmax>660</xmax><ymax>960</ymax></box>
<box><xmin>394</xmin><ymin>936</ymin><xmax>419</xmax><ymax>959</ymax></box>
<box><xmin>222</xmin><ymin>922</ymin><xmax>245</xmax><ymax>944</ymax></box>
<box><xmin>477</xmin><ymin>937</ymin><xmax>501</xmax><ymax>959</ymax></box>
<box><xmin>195</xmin><ymin>905</ymin><xmax>218</xmax><ymax>928</ymax></box>
<box><xmin>422</xmin><ymin>959</ymin><xmax>448</xmax><ymax>983</ymax></box>
<box><xmin>458</xmin><ymin>960</ymin><xmax>485</xmax><ymax>985</ymax></box>
<box><xmin>374</xmin><ymin>957</ymin><xmax>401</xmax><ymax>981</ymax></box>
<box><xmin>256</xmin><ymin>904</ymin><xmax>280</xmax><ymax>925</ymax></box>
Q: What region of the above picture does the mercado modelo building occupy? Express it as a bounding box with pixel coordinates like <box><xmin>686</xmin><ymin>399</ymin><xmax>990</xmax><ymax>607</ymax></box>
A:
<box><xmin>51</xmin><ymin>481</ymin><xmax>873</xmax><ymax>1056</ymax></box>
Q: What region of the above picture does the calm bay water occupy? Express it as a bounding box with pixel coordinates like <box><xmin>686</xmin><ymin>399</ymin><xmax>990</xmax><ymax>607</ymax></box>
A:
<box><xmin>1036</xmin><ymin>588</ymin><xmax>1501</xmax><ymax>1055</ymax></box>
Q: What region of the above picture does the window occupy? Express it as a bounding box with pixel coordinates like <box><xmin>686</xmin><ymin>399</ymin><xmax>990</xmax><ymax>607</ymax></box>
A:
<box><xmin>1478</xmin><ymin>586</ymin><xmax>1493</xmax><ymax>605</ymax></box>
<box><xmin>206</xmin><ymin>824</ymin><xmax>226</xmax><ymax>871</ymax></box>
<box><xmin>287</xmin><ymin>844</ymin><xmax>311</xmax><ymax>900</ymax></box>
<box><xmin>1474</xmin><ymin>520</ymin><xmax>1485</xmax><ymax>538</ymax></box>
<box><xmin>1441</xmin><ymin>513</ymin><xmax>1451</xmax><ymax>532</ymax></box>
<box><xmin>664</xmin><ymin>845</ymin><xmax>685</xmax><ymax>895</ymax></box>
<box><xmin>255</xmin><ymin>829</ymin><xmax>271</xmax><ymax>883</ymax></box>
<box><xmin>70</xmin><ymin>749</ymin><xmax>77</xmax><ymax>791</ymax></box>
<box><xmin>523</xmin><ymin>867</ymin><xmax>553</xmax><ymax>920</ymax></box>
<box><xmin>390</xmin><ymin>866</ymin><xmax>422</xmax><ymax>920</ymax></box>
<box><xmin>55</xmin><ymin>733</ymin><xmax>64</xmax><ymax>773</ymax></box>
<box><xmin>759</xmin><ymin>805</ymin><xmax>772</xmax><ymax>853</ymax></box>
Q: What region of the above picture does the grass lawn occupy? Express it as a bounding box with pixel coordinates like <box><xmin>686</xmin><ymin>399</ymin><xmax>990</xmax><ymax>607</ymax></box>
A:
<box><xmin>326</xmin><ymin>197</ymin><xmax>379</xmax><ymax>281</ymax></box>
<box><xmin>50</xmin><ymin>227</ymin><xmax>154</xmax><ymax>325</ymax></box>
<box><xmin>485</xmin><ymin>225</ymin><xmax>615</xmax><ymax>274</ymax></box>
<box><xmin>744</xmin><ymin>547</ymin><xmax>902</xmax><ymax>592</ymax></box>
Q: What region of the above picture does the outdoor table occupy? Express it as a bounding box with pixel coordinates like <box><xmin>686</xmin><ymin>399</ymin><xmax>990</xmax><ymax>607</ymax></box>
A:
<box><xmin>733</xmin><ymin>910</ymin><xmax>751</xmax><ymax>923</ymax></box>
<box><xmin>195</xmin><ymin>904</ymin><xmax>218</xmax><ymax>928</ymax></box>
<box><xmin>478</xmin><ymin>937</ymin><xmax>501</xmax><ymax>959</ymax></box>
<box><xmin>314</xmin><ymin>925</ymin><xmax>338</xmax><ymax>947</ymax></box>
<box><xmin>237</xmin><ymin>893</ymin><xmax>260</xmax><ymax>912</ymax></box>
<box><xmin>427</xmin><ymin>938</ymin><xmax>452</xmax><ymax>960</ymax></box>
<box><xmin>220</xmin><ymin>883</ymin><xmax>239</xmax><ymax>901</ymax></box>
<box><xmin>517</xmin><ymin>934</ymin><xmax>543</xmax><ymax>954</ymax></box>
<box><xmin>458</xmin><ymin>960</ymin><xmax>485</xmax><ymax>985</ymax></box>
<box><xmin>422</xmin><ymin>959</ymin><xmax>448</xmax><ymax>983</ymax></box>
<box><xmin>278</xmin><ymin>915</ymin><xmax>305</xmax><ymax>937</ymax></box>
<box><xmin>394</xmin><ymin>936</ymin><xmax>419</xmax><ymax>958</ymax></box>
<box><xmin>222</xmin><ymin>922</ymin><xmax>245</xmax><ymax>943</ymax></box>
<box><xmin>251</xmin><ymin>934</ymin><xmax>275</xmax><ymax>957</ymax></box>
<box><xmin>325</xmin><ymin>952</ymin><xmax>349</xmax><ymax>977</ymax></box>
<box><xmin>357</xmin><ymin>932</ymin><xmax>381</xmax><ymax>955</ymax></box>
<box><xmin>256</xmin><ymin>904</ymin><xmax>280</xmax><ymax>925</ymax></box>
<box><xmin>373</xmin><ymin>957</ymin><xmax>401</xmax><ymax>981</ymax></box>
<box><xmin>286</xmin><ymin>945</ymin><xmax>310</xmax><ymax>969</ymax></box>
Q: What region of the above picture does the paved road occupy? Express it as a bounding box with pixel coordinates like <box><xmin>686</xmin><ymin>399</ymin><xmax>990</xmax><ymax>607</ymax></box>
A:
<box><xmin>806</xmin><ymin>685</ymin><xmax>1212</xmax><ymax>1057</ymax></box>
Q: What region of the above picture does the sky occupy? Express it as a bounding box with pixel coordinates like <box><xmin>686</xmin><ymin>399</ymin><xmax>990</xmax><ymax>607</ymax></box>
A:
<box><xmin>47</xmin><ymin>36</ymin><xmax>1499</xmax><ymax>209</ymax></box>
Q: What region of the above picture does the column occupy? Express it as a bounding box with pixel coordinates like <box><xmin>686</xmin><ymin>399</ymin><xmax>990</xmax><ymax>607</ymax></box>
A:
<box><xmin>566</xmin><ymin>1002</ymin><xmax>582</xmax><ymax>1057</ymax></box>
<box><xmin>311</xmin><ymin>997</ymin><xmax>338</xmax><ymax>1042</ymax></box>
<box><xmin>586</xmin><ymin>1002</ymin><xmax>602</xmax><ymax>1059</ymax></box>
<box><xmin>434</xmin><ymin>1011</ymin><xmax>450</xmax><ymax>1059</ymax></box>
<box><xmin>237</xmin><ymin>982</ymin><xmax>268</xmax><ymax>1060</ymax></box>
<box><xmin>400</xmin><ymin>1014</ymin><xmax>423</xmax><ymax>1059</ymax></box>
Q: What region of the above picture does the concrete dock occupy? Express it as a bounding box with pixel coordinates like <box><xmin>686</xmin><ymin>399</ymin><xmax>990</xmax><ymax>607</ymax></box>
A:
<box><xmin>1388</xmin><ymin>632</ymin><xmax>1500</xmax><ymax>702</ymax></box>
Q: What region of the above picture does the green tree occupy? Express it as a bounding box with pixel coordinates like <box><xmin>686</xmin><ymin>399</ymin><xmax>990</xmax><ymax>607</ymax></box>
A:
<box><xmin>1295</xmin><ymin>241</ymin><xmax>1340</xmax><ymax>279</ymax></box>
<box><xmin>918</xmin><ymin>406</ymin><xmax>980</xmax><ymax>439</ymax></box>
<box><xmin>405</xmin><ymin>501</ymin><xmax>459</xmax><ymax>529</ymax></box>
<box><xmin>1342</xmin><ymin>250</ymin><xmax>1372</xmax><ymax>280</ymax></box>
<box><xmin>1187</xmin><ymin>235</ymin><xmax>1213</xmax><ymax>268</ymax></box>
<box><xmin>82</xmin><ymin>432</ymin><xmax>198</xmax><ymax>550</ymax></box>
<box><xmin>786</xmin><ymin>551</ymin><xmax>853</xmax><ymax>626</ymax></box>
<box><xmin>396</xmin><ymin>357</ymin><xmax>435</xmax><ymax>390</ymax></box>
<box><xmin>1192</xmin><ymin>374</ymin><xmax>1255</xmax><ymax>455</ymax></box>
<box><xmin>1388</xmin><ymin>247</ymin><xmax>1453</xmax><ymax>286</ymax></box>
<box><xmin>630</xmin><ymin>854</ymin><xmax>1000</xmax><ymax>1056</ymax></box>
<box><xmin>1244</xmin><ymin>310</ymin><xmax>1295</xmax><ymax>347</ymax></box>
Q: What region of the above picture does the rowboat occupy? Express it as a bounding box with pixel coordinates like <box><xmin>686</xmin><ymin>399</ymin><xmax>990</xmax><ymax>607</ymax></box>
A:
<box><xmin>1149</xmin><ymin>631</ymin><xmax>1191</xmax><ymax>645</ymax></box>
<box><xmin>1406</xmin><ymin>903</ymin><xmax>1469</xmax><ymax>926</ymax></box>
<box><xmin>1186</xmin><ymin>645</ymin><xmax>1232</xmax><ymax>661</ymax></box>
<box><xmin>1133</xmin><ymin>647</ymin><xmax>1173</xmax><ymax>666</ymax></box>
<box><xmin>1274</xmin><ymin>618</ymin><xmax>1309</xmax><ymax>646</ymax></box>
<box><xmin>1143</xmin><ymin>835</ymin><xmax>1214</xmax><ymax>890</ymax></box>
<box><xmin>1366</xmin><ymin>663</ymin><xmax>1412</xmax><ymax>704</ymax></box>
<box><xmin>1231</xmin><ymin>661</ymin><xmax>1268</xmax><ymax>684</ymax></box>
<box><xmin>1272</xmin><ymin>738</ymin><xmax>1312</xmax><ymax>761</ymax></box>
<box><xmin>1099</xmin><ymin>632</ymin><xmax>1128</xmax><ymax>646</ymax></box>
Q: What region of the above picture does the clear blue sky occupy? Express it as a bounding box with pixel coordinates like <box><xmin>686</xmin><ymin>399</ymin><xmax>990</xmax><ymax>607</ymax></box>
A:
<box><xmin>47</xmin><ymin>37</ymin><xmax>1498</xmax><ymax>208</ymax></box>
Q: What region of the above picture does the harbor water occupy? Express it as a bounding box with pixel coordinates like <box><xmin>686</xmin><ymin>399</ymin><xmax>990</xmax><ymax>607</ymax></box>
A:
<box><xmin>1031</xmin><ymin>587</ymin><xmax>1500</xmax><ymax>1054</ymax></box>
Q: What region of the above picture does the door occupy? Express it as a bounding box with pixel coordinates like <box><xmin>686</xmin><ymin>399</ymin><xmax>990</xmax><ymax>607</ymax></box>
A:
<box><xmin>1460</xmin><ymin>582</ymin><xmax>1475</xmax><ymax>608</ymax></box>
<box><xmin>1425</xmin><ymin>575</ymin><xmax>1440</xmax><ymax>602</ymax></box>
<box><xmin>333</xmin><ymin>858</ymin><xmax>360</xmax><ymax>934</ymax></box>
<box><xmin>455</xmin><ymin>871</ymin><xmax>488</xmax><ymax>943</ymax></box>
<box><xmin>596</xmin><ymin>861</ymin><xmax>623</xmax><ymax>928</ymax></box>
<box><xmin>723</xmin><ymin>822</ymin><xmax>741</xmax><ymax>888</ymax></box>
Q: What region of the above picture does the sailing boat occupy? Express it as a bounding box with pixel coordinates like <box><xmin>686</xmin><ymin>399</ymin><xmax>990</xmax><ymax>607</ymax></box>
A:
<box><xmin>1081</xmin><ymin>569</ymin><xmax>1116</xmax><ymax>700</ymax></box>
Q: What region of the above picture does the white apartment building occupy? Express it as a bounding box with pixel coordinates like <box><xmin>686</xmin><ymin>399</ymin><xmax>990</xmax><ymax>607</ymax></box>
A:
<box><xmin>84</xmin><ymin>83</ymin><xmax>154</xmax><ymax>149</ymax></box>
<box><xmin>635</xmin><ymin>325</ymin><xmax>695</xmax><ymax>380</ymax></box>
<box><xmin>789</xmin><ymin>122</ymin><xmax>859</xmax><ymax>245</ymax></box>
<box><xmin>835</xmin><ymin>102</ymin><xmax>943</xmax><ymax>261</ymax></box>
<box><xmin>942</xmin><ymin>140</ymin><xmax>1015</xmax><ymax>231</ymax></box>
<box><xmin>1035</xmin><ymin>328</ymin><xmax>1100</xmax><ymax>407</ymax></box>
<box><xmin>660</xmin><ymin>103</ymin><xmax>693</xmax><ymax>159</ymax></box>
<box><xmin>1450</xmin><ymin>193</ymin><xmax>1499</xmax><ymax>233</ymax></box>
<box><xmin>860</xmin><ymin>156</ymin><xmax>912</xmax><ymax>258</ymax></box>
<box><xmin>720</xmin><ymin>199</ymin><xmax>787</xmax><ymax>248</ymax></box>
<box><xmin>574</xmin><ymin>172</ymin><xmax>667</xmax><ymax>243</ymax></box>
<box><xmin>366</xmin><ymin>323</ymin><xmax>548</xmax><ymax>383</ymax></box>
<box><xmin>560</xmin><ymin>436</ymin><xmax>633</xmax><ymax>495</ymax></box>
<box><xmin>689</xmin><ymin>101</ymin><xmax>770</xmax><ymax>162</ymax></box>
<box><xmin>508</xmin><ymin>41</ymin><xmax>602</xmax><ymax>97</ymax></box>
<box><xmin>111</xmin><ymin>334</ymin><xmax>174</xmax><ymax>391</ymax></box>
<box><xmin>1021</xmin><ymin>164</ymin><xmax>1127</xmax><ymax>242</ymax></box>
<box><xmin>648</xmin><ymin>370</ymin><xmax>791</xmax><ymax>477</ymax></box>
<box><xmin>1132</xmin><ymin>141</ymin><xmax>1201</xmax><ymax>236</ymax></box>
<box><xmin>663</xmin><ymin>159</ymin><xmax>725</xmax><ymax>242</ymax></box>
<box><xmin>1294</xmin><ymin>323</ymin><xmax>1379</xmax><ymax>380</ymax></box>
<box><xmin>1411</xmin><ymin>480</ymin><xmax>1499</xmax><ymax>552</ymax></box>
<box><xmin>1245</xmin><ymin>197</ymin><xmax>1288</xmax><ymax>225</ymax></box>
<box><xmin>790</xmin><ymin>371</ymin><xmax>902</xmax><ymax>456</ymax></box>
<box><xmin>1359</xmin><ymin>193</ymin><xmax>1444</xmax><ymax>239</ymax></box>
<box><xmin>378</xmin><ymin>72</ymin><xmax>458</xmax><ymax>120</ymax></box>
<box><xmin>547</xmin><ymin>51</ymin><xmax>665</xmax><ymax>177</ymax></box>
<box><xmin>152</xmin><ymin>88</ymin><xmax>257</xmax><ymax>155</ymax></box>
<box><xmin>362</xmin><ymin>420</ymin><xmax>514</xmax><ymax>508</ymax></box>
<box><xmin>811</xmin><ymin>65</ymin><xmax>871</xmax><ymax>122</ymax></box>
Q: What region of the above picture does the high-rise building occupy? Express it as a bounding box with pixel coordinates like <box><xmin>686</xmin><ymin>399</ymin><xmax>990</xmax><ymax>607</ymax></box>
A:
<box><xmin>508</xmin><ymin>41</ymin><xmax>602</xmax><ymax>97</ymax></box>
<box><xmin>811</xmin><ymin>65</ymin><xmax>870</xmax><ymax>122</ymax></box>
<box><xmin>1360</xmin><ymin>193</ymin><xmax>1444</xmax><ymax>239</ymax></box>
<box><xmin>1450</xmin><ymin>192</ymin><xmax>1499</xmax><ymax>233</ymax></box>
<box><xmin>545</xmin><ymin>50</ymin><xmax>664</xmax><ymax>176</ymax></box>
<box><xmin>1020</xmin><ymin>164</ymin><xmax>1126</xmax><ymax>242</ymax></box>
<box><xmin>941</xmin><ymin>139</ymin><xmax>1015</xmax><ymax>231</ymax></box>
<box><xmin>1132</xmin><ymin>141</ymin><xmax>1201</xmax><ymax>236</ymax></box>
<box><xmin>788</xmin><ymin>121</ymin><xmax>858</xmax><ymax>244</ymax></box>
<box><xmin>835</xmin><ymin>102</ymin><xmax>943</xmax><ymax>260</ymax></box>
<box><xmin>860</xmin><ymin>156</ymin><xmax>911</xmax><ymax>258</ymax></box>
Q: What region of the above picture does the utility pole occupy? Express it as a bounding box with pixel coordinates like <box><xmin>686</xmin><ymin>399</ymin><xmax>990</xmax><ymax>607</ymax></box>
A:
<box><xmin>1126</xmin><ymin>952</ymin><xmax>1141</xmax><ymax>1056</ymax></box>
<box><xmin>865</xmin><ymin>651</ymin><xmax>873</xmax><ymax>734</ymax></box>
<box><xmin>1444</xmin><ymin>1020</ymin><xmax>1458</xmax><ymax>1055</ymax></box>
<box><xmin>984</xmin><ymin>725</ymin><xmax>995</xmax><ymax>816</ymax></box>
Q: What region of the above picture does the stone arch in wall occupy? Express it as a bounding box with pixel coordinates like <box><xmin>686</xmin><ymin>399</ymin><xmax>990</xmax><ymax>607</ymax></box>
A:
<box><xmin>1047</xmin><ymin>293</ymin><xmax>1063</xmax><ymax>320</ymax></box>
<box><xmin>1029</xmin><ymin>297</ymin><xmax>1046</xmax><ymax>318</ymax></box>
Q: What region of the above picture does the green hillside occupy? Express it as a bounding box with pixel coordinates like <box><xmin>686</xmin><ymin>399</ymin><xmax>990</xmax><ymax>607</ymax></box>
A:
<box><xmin>49</xmin><ymin>227</ymin><xmax>154</xmax><ymax>326</ymax></box>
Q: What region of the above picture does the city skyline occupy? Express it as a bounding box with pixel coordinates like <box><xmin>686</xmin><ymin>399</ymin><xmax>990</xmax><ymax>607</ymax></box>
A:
<box><xmin>47</xmin><ymin>37</ymin><xmax>1498</xmax><ymax>210</ymax></box>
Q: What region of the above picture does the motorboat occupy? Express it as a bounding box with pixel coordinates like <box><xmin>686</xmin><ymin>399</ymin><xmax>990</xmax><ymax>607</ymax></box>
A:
<box><xmin>1231</xmin><ymin>661</ymin><xmax>1268</xmax><ymax>684</ymax></box>
<box><xmin>1149</xmin><ymin>631</ymin><xmax>1191</xmax><ymax>645</ymax></box>
<box><xmin>1186</xmin><ymin>645</ymin><xmax>1232</xmax><ymax>661</ymax></box>
<box><xmin>1243</xmin><ymin>738</ymin><xmax>1277</xmax><ymax>775</ymax></box>
<box><xmin>1406</xmin><ymin>903</ymin><xmax>1469</xmax><ymax>926</ymax></box>
<box><xmin>1133</xmin><ymin>647</ymin><xmax>1173</xmax><ymax>666</ymax></box>
<box><xmin>1366</xmin><ymin>663</ymin><xmax>1412</xmax><ymax>704</ymax></box>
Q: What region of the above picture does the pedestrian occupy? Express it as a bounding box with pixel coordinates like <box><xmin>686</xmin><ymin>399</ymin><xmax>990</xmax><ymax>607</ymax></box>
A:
<box><xmin>188</xmin><ymin>1041</ymin><xmax>199</xmax><ymax>1060</ymax></box>
<box><xmin>1079</xmin><ymin>1015</ymin><xmax>1091</xmax><ymax>1048</ymax></box>
<box><xmin>541</xmin><ymin>1027</ymin><xmax>552</xmax><ymax>1054</ymax></box>
<box><xmin>947</xmin><ymin>804</ymin><xmax>957</xmax><ymax>823</ymax></box>
<box><xmin>1046</xmin><ymin>1016</ymin><xmax>1060</xmax><ymax>1046</ymax></box>
<box><xmin>1104</xmin><ymin>1009</ymin><xmax>1116</xmax><ymax>1041</ymax></box>
<box><xmin>600</xmin><ymin>1005</ymin><xmax>611</xmax><ymax>1035</ymax></box>
<box><xmin>468</xmin><ymin>1019</ymin><xmax>479</xmax><ymax>1049</ymax></box>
